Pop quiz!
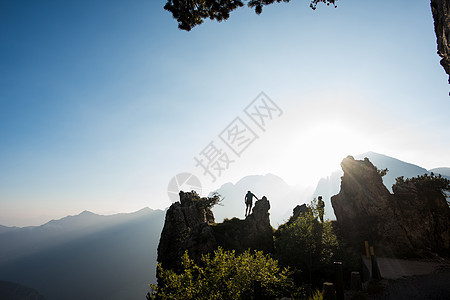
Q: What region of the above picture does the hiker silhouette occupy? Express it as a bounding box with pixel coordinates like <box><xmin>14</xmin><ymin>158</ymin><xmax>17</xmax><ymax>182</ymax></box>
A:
<box><xmin>317</xmin><ymin>196</ymin><xmax>325</xmax><ymax>223</ymax></box>
<box><xmin>244</xmin><ymin>190</ymin><xmax>258</xmax><ymax>217</ymax></box>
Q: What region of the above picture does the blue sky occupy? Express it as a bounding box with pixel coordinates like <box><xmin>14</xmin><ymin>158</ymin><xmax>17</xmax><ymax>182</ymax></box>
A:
<box><xmin>1</xmin><ymin>0</ymin><xmax>449</xmax><ymax>226</ymax></box>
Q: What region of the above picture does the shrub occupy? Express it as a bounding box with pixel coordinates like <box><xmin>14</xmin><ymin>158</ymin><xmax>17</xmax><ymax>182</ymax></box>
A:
<box><xmin>274</xmin><ymin>200</ymin><xmax>340</xmax><ymax>285</ymax></box>
<box><xmin>150</xmin><ymin>247</ymin><xmax>293</xmax><ymax>300</ymax></box>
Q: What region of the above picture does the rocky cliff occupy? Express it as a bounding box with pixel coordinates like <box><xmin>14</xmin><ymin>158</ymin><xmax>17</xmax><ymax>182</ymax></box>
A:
<box><xmin>331</xmin><ymin>156</ymin><xmax>450</xmax><ymax>257</ymax></box>
<box><xmin>431</xmin><ymin>0</ymin><xmax>450</xmax><ymax>84</ymax></box>
<box><xmin>157</xmin><ymin>191</ymin><xmax>216</xmax><ymax>272</ymax></box>
<box><xmin>157</xmin><ymin>191</ymin><xmax>274</xmax><ymax>272</ymax></box>
<box><xmin>213</xmin><ymin>196</ymin><xmax>274</xmax><ymax>254</ymax></box>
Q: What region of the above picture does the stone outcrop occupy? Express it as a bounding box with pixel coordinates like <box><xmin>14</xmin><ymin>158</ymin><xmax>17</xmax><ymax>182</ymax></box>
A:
<box><xmin>277</xmin><ymin>203</ymin><xmax>312</xmax><ymax>228</ymax></box>
<box><xmin>431</xmin><ymin>0</ymin><xmax>450</xmax><ymax>84</ymax></box>
<box><xmin>331</xmin><ymin>156</ymin><xmax>450</xmax><ymax>257</ymax></box>
<box><xmin>157</xmin><ymin>192</ymin><xmax>273</xmax><ymax>272</ymax></box>
<box><xmin>213</xmin><ymin>196</ymin><xmax>274</xmax><ymax>254</ymax></box>
<box><xmin>157</xmin><ymin>191</ymin><xmax>216</xmax><ymax>272</ymax></box>
<box><xmin>392</xmin><ymin>177</ymin><xmax>450</xmax><ymax>255</ymax></box>
<box><xmin>292</xmin><ymin>204</ymin><xmax>311</xmax><ymax>222</ymax></box>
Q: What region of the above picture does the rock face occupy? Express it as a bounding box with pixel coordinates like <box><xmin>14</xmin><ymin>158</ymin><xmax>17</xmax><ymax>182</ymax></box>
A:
<box><xmin>157</xmin><ymin>192</ymin><xmax>273</xmax><ymax>272</ymax></box>
<box><xmin>292</xmin><ymin>204</ymin><xmax>311</xmax><ymax>222</ymax></box>
<box><xmin>431</xmin><ymin>0</ymin><xmax>450</xmax><ymax>84</ymax></box>
<box><xmin>392</xmin><ymin>178</ymin><xmax>450</xmax><ymax>255</ymax></box>
<box><xmin>213</xmin><ymin>196</ymin><xmax>274</xmax><ymax>254</ymax></box>
<box><xmin>331</xmin><ymin>156</ymin><xmax>450</xmax><ymax>257</ymax></box>
<box><xmin>157</xmin><ymin>191</ymin><xmax>216</xmax><ymax>272</ymax></box>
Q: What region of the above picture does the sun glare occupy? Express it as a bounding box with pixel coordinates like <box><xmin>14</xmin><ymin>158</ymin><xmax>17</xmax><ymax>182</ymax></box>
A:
<box><xmin>313</xmin><ymin>121</ymin><xmax>365</xmax><ymax>159</ymax></box>
<box><xmin>282</xmin><ymin>120</ymin><xmax>369</xmax><ymax>187</ymax></box>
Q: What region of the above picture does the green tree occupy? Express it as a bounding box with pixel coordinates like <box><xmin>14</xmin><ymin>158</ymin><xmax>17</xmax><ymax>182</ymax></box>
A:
<box><xmin>395</xmin><ymin>172</ymin><xmax>450</xmax><ymax>194</ymax></box>
<box><xmin>150</xmin><ymin>247</ymin><xmax>293</xmax><ymax>299</ymax></box>
<box><xmin>274</xmin><ymin>200</ymin><xmax>340</xmax><ymax>285</ymax></box>
<box><xmin>395</xmin><ymin>172</ymin><xmax>450</xmax><ymax>206</ymax></box>
<box><xmin>164</xmin><ymin>0</ymin><xmax>337</xmax><ymax>31</ymax></box>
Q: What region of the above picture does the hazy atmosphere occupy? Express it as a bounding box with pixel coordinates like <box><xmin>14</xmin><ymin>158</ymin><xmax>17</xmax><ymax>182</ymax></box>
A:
<box><xmin>1</xmin><ymin>0</ymin><xmax>449</xmax><ymax>226</ymax></box>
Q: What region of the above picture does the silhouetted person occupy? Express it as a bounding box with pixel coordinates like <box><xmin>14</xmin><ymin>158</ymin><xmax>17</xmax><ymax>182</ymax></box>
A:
<box><xmin>317</xmin><ymin>196</ymin><xmax>325</xmax><ymax>222</ymax></box>
<box><xmin>245</xmin><ymin>190</ymin><xmax>258</xmax><ymax>217</ymax></box>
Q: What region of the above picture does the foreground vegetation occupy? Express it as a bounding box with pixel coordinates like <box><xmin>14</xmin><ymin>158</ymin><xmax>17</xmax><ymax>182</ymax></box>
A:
<box><xmin>274</xmin><ymin>198</ymin><xmax>357</xmax><ymax>287</ymax></box>
<box><xmin>150</xmin><ymin>198</ymin><xmax>357</xmax><ymax>299</ymax></box>
<box><xmin>149</xmin><ymin>248</ymin><xmax>293</xmax><ymax>299</ymax></box>
<box><xmin>150</xmin><ymin>173</ymin><xmax>450</xmax><ymax>299</ymax></box>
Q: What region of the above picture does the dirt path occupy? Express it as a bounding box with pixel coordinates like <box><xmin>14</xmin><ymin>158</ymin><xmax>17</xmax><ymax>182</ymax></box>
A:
<box><xmin>362</xmin><ymin>257</ymin><xmax>448</xmax><ymax>279</ymax></box>
<box><xmin>361</xmin><ymin>257</ymin><xmax>450</xmax><ymax>300</ymax></box>
<box><xmin>368</xmin><ymin>267</ymin><xmax>450</xmax><ymax>300</ymax></box>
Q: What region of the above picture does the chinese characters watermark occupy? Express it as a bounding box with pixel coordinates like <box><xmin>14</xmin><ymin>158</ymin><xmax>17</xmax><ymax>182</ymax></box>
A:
<box><xmin>168</xmin><ymin>92</ymin><xmax>282</xmax><ymax>202</ymax></box>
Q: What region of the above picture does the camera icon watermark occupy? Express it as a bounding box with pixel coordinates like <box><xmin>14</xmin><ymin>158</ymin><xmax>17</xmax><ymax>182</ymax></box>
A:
<box><xmin>167</xmin><ymin>172</ymin><xmax>202</xmax><ymax>203</ymax></box>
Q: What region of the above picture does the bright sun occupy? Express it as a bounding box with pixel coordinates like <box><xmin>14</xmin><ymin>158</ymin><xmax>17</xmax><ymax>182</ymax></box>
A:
<box><xmin>278</xmin><ymin>120</ymin><xmax>370</xmax><ymax>187</ymax></box>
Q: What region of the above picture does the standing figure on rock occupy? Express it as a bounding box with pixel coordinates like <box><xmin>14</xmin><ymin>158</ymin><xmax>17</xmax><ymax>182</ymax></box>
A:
<box><xmin>317</xmin><ymin>196</ymin><xmax>325</xmax><ymax>223</ymax></box>
<box><xmin>245</xmin><ymin>190</ymin><xmax>258</xmax><ymax>217</ymax></box>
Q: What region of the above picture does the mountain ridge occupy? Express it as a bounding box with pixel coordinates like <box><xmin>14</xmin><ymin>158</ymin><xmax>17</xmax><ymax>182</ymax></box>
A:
<box><xmin>210</xmin><ymin>152</ymin><xmax>449</xmax><ymax>226</ymax></box>
<box><xmin>430</xmin><ymin>167</ymin><xmax>450</xmax><ymax>178</ymax></box>
<box><xmin>212</xmin><ymin>173</ymin><xmax>313</xmax><ymax>227</ymax></box>
<box><xmin>0</xmin><ymin>208</ymin><xmax>166</xmax><ymax>300</ymax></box>
<box><xmin>1</xmin><ymin>152</ymin><xmax>448</xmax><ymax>299</ymax></box>
<box><xmin>1</xmin><ymin>207</ymin><xmax>161</xmax><ymax>229</ymax></box>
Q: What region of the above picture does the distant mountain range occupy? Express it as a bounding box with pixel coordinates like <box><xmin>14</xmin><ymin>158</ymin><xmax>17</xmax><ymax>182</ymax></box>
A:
<box><xmin>212</xmin><ymin>174</ymin><xmax>313</xmax><ymax>227</ymax></box>
<box><xmin>213</xmin><ymin>152</ymin><xmax>449</xmax><ymax>224</ymax></box>
<box><xmin>429</xmin><ymin>167</ymin><xmax>450</xmax><ymax>177</ymax></box>
<box><xmin>0</xmin><ymin>208</ymin><xmax>165</xmax><ymax>300</ymax></box>
<box><xmin>1</xmin><ymin>151</ymin><xmax>447</xmax><ymax>299</ymax></box>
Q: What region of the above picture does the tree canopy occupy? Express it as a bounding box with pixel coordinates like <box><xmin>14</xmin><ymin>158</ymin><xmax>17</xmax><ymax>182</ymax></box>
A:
<box><xmin>395</xmin><ymin>172</ymin><xmax>450</xmax><ymax>199</ymax></box>
<box><xmin>274</xmin><ymin>199</ymin><xmax>344</xmax><ymax>285</ymax></box>
<box><xmin>149</xmin><ymin>247</ymin><xmax>293</xmax><ymax>299</ymax></box>
<box><xmin>164</xmin><ymin>0</ymin><xmax>337</xmax><ymax>31</ymax></box>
